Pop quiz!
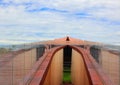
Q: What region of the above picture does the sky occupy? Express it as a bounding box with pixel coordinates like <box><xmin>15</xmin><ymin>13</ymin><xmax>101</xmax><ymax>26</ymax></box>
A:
<box><xmin>0</xmin><ymin>0</ymin><xmax>120</xmax><ymax>45</ymax></box>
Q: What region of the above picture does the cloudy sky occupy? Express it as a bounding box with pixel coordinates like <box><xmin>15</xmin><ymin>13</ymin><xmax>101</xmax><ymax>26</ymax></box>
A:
<box><xmin>0</xmin><ymin>0</ymin><xmax>120</xmax><ymax>45</ymax></box>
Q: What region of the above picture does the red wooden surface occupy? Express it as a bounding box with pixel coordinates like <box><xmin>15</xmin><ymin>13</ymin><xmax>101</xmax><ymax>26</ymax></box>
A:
<box><xmin>20</xmin><ymin>45</ymin><xmax>114</xmax><ymax>85</ymax></box>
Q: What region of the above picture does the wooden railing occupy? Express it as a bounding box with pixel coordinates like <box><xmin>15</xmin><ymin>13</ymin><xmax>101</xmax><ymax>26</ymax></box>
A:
<box><xmin>20</xmin><ymin>45</ymin><xmax>114</xmax><ymax>85</ymax></box>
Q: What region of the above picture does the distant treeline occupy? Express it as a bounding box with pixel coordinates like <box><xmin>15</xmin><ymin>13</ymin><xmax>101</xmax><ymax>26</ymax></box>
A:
<box><xmin>0</xmin><ymin>48</ymin><xmax>12</xmax><ymax>55</ymax></box>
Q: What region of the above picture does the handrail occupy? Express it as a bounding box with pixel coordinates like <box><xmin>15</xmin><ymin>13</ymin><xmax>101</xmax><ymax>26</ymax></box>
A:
<box><xmin>24</xmin><ymin>46</ymin><xmax>65</xmax><ymax>85</ymax></box>
<box><xmin>70</xmin><ymin>45</ymin><xmax>114</xmax><ymax>85</ymax></box>
<box><xmin>20</xmin><ymin>45</ymin><xmax>114</xmax><ymax>85</ymax></box>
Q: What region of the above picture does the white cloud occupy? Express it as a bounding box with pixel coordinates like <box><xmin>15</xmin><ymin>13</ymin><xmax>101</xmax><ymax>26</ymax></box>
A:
<box><xmin>0</xmin><ymin>39</ymin><xmax>27</xmax><ymax>45</ymax></box>
<box><xmin>0</xmin><ymin>0</ymin><xmax>120</xmax><ymax>45</ymax></box>
<box><xmin>115</xmin><ymin>31</ymin><xmax>120</xmax><ymax>35</ymax></box>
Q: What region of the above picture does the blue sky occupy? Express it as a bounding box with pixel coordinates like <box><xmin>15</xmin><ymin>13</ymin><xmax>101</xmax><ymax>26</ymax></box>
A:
<box><xmin>0</xmin><ymin>0</ymin><xmax>120</xmax><ymax>45</ymax></box>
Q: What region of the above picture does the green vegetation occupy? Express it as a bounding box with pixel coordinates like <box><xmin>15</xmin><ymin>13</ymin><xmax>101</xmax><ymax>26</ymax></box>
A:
<box><xmin>0</xmin><ymin>48</ymin><xmax>11</xmax><ymax>55</ymax></box>
<box><xmin>63</xmin><ymin>71</ymin><xmax>71</xmax><ymax>83</ymax></box>
<box><xmin>63</xmin><ymin>68</ymin><xmax>71</xmax><ymax>83</ymax></box>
